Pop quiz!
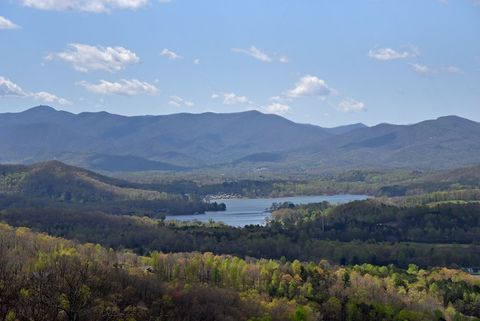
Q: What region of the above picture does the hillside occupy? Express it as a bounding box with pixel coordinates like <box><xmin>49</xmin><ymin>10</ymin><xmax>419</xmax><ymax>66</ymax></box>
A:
<box><xmin>0</xmin><ymin>160</ymin><xmax>165</xmax><ymax>202</ymax></box>
<box><xmin>0</xmin><ymin>160</ymin><xmax>226</xmax><ymax>216</ymax></box>
<box><xmin>1</xmin><ymin>106</ymin><xmax>479</xmax><ymax>171</ymax></box>
<box><xmin>2</xmin><ymin>222</ymin><xmax>479</xmax><ymax>321</ymax></box>
<box><xmin>294</xmin><ymin>115</ymin><xmax>480</xmax><ymax>170</ymax></box>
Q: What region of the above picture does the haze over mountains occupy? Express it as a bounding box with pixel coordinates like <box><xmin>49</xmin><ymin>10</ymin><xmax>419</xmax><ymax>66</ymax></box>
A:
<box><xmin>1</xmin><ymin>106</ymin><xmax>479</xmax><ymax>171</ymax></box>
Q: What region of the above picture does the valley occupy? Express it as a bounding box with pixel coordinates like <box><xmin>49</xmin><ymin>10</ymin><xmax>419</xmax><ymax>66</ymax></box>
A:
<box><xmin>1</xmin><ymin>1</ymin><xmax>479</xmax><ymax>319</ymax></box>
<box><xmin>0</xmin><ymin>121</ymin><xmax>480</xmax><ymax>320</ymax></box>
<box><xmin>1</xmin><ymin>156</ymin><xmax>480</xmax><ymax>320</ymax></box>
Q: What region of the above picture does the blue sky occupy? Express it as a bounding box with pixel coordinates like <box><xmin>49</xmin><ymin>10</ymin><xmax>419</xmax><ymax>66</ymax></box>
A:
<box><xmin>0</xmin><ymin>0</ymin><xmax>479</xmax><ymax>127</ymax></box>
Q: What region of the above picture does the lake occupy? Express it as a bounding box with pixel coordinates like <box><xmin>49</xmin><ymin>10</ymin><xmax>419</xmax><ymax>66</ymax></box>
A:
<box><xmin>165</xmin><ymin>194</ymin><xmax>368</xmax><ymax>227</ymax></box>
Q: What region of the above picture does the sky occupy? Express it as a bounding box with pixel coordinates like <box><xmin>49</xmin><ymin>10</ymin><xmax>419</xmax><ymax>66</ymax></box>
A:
<box><xmin>0</xmin><ymin>0</ymin><xmax>479</xmax><ymax>127</ymax></box>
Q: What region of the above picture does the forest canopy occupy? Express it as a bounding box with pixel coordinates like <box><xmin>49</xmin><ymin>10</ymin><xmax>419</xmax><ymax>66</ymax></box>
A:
<box><xmin>1</xmin><ymin>223</ymin><xmax>479</xmax><ymax>321</ymax></box>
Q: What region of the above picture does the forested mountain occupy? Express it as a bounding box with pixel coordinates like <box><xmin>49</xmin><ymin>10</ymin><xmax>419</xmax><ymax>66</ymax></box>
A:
<box><xmin>0</xmin><ymin>160</ymin><xmax>164</xmax><ymax>202</ymax></box>
<box><xmin>0</xmin><ymin>161</ymin><xmax>225</xmax><ymax>216</ymax></box>
<box><xmin>297</xmin><ymin>115</ymin><xmax>480</xmax><ymax>169</ymax></box>
<box><xmin>1</xmin><ymin>106</ymin><xmax>479</xmax><ymax>171</ymax></box>
<box><xmin>0</xmin><ymin>106</ymin><xmax>331</xmax><ymax>170</ymax></box>
<box><xmin>323</xmin><ymin>123</ymin><xmax>367</xmax><ymax>135</ymax></box>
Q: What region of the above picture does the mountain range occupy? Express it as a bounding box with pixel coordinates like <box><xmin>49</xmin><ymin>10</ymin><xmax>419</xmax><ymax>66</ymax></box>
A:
<box><xmin>0</xmin><ymin>106</ymin><xmax>479</xmax><ymax>171</ymax></box>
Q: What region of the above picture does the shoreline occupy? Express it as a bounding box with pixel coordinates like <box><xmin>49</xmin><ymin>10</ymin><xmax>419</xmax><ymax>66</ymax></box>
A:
<box><xmin>205</xmin><ymin>193</ymin><xmax>370</xmax><ymax>202</ymax></box>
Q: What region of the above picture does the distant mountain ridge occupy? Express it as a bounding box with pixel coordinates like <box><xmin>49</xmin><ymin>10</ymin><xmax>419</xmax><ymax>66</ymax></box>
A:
<box><xmin>0</xmin><ymin>106</ymin><xmax>333</xmax><ymax>170</ymax></box>
<box><xmin>0</xmin><ymin>106</ymin><xmax>478</xmax><ymax>171</ymax></box>
<box><xmin>295</xmin><ymin>115</ymin><xmax>480</xmax><ymax>169</ymax></box>
<box><xmin>323</xmin><ymin>123</ymin><xmax>368</xmax><ymax>135</ymax></box>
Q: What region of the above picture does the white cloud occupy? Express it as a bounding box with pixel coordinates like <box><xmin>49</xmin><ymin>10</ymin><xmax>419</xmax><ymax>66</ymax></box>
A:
<box><xmin>169</xmin><ymin>95</ymin><xmax>194</xmax><ymax>107</ymax></box>
<box><xmin>232</xmin><ymin>46</ymin><xmax>288</xmax><ymax>63</ymax></box>
<box><xmin>223</xmin><ymin>92</ymin><xmax>249</xmax><ymax>104</ymax></box>
<box><xmin>0</xmin><ymin>16</ymin><xmax>20</xmax><ymax>30</ymax></box>
<box><xmin>409</xmin><ymin>63</ymin><xmax>463</xmax><ymax>75</ymax></box>
<box><xmin>232</xmin><ymin>46</ymin><xmax>272</xmax><ymax>62</ymax></box>
<box><xmin>212</xmin><ymin>92</ymin><xmax>251</xmax><ymax>105</ymax></box>
<box><xmin>269</xmin><ymin>95</ymin><xmax>289</xmax><ymax>103</ymax></box>
<box><xmin>21</xmin><ymin>0</ymin><xmax>148</xmax><ymax>13</ymax></box>
<box><xmin>409</xmin><ymin>63</ymin><xmax>434</xmax><ymax>75</ymax></box>
<box><xmin>160</xmin><ymin>48</ymin><xmax>182</xmax><ymax>60</ymax></box>
<box><xmin>0</xmin><ymin>76</ymin><xmax>70</xmax><ymax>105</ymax></box>
<box><xmin>78</xmin><ymin>79</ymin><xmax>158</xmax><ymax>96</ymax></box>
<box><xmin>268</xmin><ymin>95</ymin><xmax>293</xmax><ymax>107</ymax></box>
<box><xmin>159</xmin><ymin>0</ymin><xmax>170</xmax><ymax>2</ymax></box>
<box><xmin>337</xmin><ymin>98</ymin><xmax>365</xmax><ymax>113</ymax></box>
<box><xmin>46</xmin><ymin>43</ymin><xmax>139</xmax><ymax>72</ymax></box>
<box><xmin>193</xmin><ymin>58</ymin><xmax>200</xmax><ymax>64</ymax></box>
<box><xmin>32</xmin><ymin>91</ymin><xmax>72</xmax><ymax>105</ymax></box>
<box><xmin>264</xmin><ymin>103</ymin><xmax>290</xmax><ymax>115</ymax></box>
<box><xmin>287</xmin><ymin>75</ymin><xmax>332</xmax><ymax>98</ymax></box>
<box><xmin>442</xmin><ymin>65</ymin><xmax>463</xmax><ymax>74</ymax></box>
<box><xmin>368</xmin><ymin>46</ymin><xmax>419</xmax><ymax>61</ymax></box>
<box><xmin>0</xmin><ymin>76</ymin><xmax>28</xmax><ymax>97</ymax></box>
<box><xmin>278</xmin><ymin>56</ymin><xmax>289</xmax><ymax>64</ymax></box>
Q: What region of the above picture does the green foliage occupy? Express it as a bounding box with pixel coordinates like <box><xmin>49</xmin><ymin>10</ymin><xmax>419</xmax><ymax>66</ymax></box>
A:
<box><xmin>292</xmin><ymin>306</ymin><xmax>307</xmax><ymax>321</ymax></box>
<box><xmin>116</xmin><ymin>164</ymin><xmax>480</xmax><ymax>200</ymax></box>
<box><xmin>0</xmin><ymin>162</ymin><xmax>226</xmax><ymax>217</ymax></box>
<box><xmin>0</xmin><ymin>223</ymin><xmax>480</xmax><ymax>320</ymax></box>
<box><xmin>269</xmin><ymin>200</ymin><xmax>480</xmax><ymax>244</ymax></box>
<box><xmin>2</xmin><ymin>199</ymin><xmax>480</xmax><ymax>268</ymax></box>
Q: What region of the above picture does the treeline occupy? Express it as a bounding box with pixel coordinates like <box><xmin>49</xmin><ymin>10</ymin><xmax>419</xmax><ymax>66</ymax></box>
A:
<box><xmin>137</xmin><ymin>179</ymin><xmax>379</xmax><ymax>198</ymax></box>
<box><xmin>395</xmin><ymin>189</ymin><xmax>480</xmax><ymax>207</ymax></box>
<box><xmin>0</xmin><ymin>193</ymin><xmax>225</xmax><ymax>218</ymax></box>
<box><xmin>83</xmin><ymin>199</ymin><xmax>226</xmax><ymax>217</ymax></box>
<box><xmin>1</xmin><ymin>222</ymin><xmax>479</xmax><ymax>321</ymax></box>
<box><xmin>135</xmin><ymin>177</ymin><xmax>480</xmax><ymax>200</ymax></box>
<box><xmin>267</xmin><ymin>165</ymin><xmax>480</xmax><ymax>198</ymax></box>
<box><xmin>122</xmin><ymin>165</ymin><xmax>480</xmax><ymax>199</ymax></box>
<box><xmin>1</xmin><ymin>201</ymin><xmax>480</xmax><ymax>267</ymax></box>
<box><xmin>138</xmin><ymin>179</ymin><xmax>280</xmax><ymax>198</ymax></box>
<box><xmin>270</xmin><ymin>200</ymin><xmax>480</xmax><ymax>243</ymax></box>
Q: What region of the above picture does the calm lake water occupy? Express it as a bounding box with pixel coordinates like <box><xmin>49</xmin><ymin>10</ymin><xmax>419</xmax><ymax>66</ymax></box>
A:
<box><xmin>165</xmin><ymin>194</ymin><xmax>368</xmax><ymax>227</ymax></box>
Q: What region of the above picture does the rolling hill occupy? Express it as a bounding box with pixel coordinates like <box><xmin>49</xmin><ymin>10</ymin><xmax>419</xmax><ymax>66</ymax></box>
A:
<box><xmin>0</xmin><ymin>106</ymin><xmax>479</xmax><ymax>171</ymax></box>
<box><xmin>0</xmin><ymin>160</ymin><xmax>226</xmax><ymax>216</ymax></box>
<box><xmin>0</xmin><ymin>160</ymin><xmax>165</xmax><ymax>202</ymax></box>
